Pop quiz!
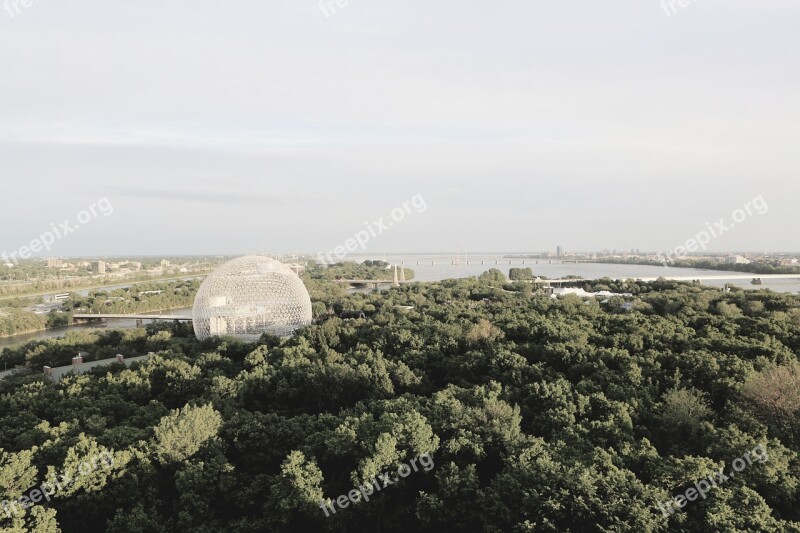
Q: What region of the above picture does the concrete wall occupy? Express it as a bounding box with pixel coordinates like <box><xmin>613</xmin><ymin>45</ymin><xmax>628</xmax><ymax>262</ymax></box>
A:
<box><xmin>45</xmin><ymin>355</ymin><xmax>151</xmax><ymax>384</ymax></box>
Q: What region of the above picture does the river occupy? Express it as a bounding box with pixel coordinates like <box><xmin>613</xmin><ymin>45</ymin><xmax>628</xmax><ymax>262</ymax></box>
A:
<box><xmin>358</xmin><ymin>254</ymin><xmax>800</xmax><ymax>293</ymax></box>
<box><xmin>0</xmin><ymin>307</ymin><xmax>195</xmax><ymax>351</ymax></box>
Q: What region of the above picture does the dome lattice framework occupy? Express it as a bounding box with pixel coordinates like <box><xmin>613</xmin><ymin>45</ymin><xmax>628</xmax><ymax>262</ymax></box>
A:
<box><xmin>192</xmin><ymin>256</ymin><xmax>313</xmax><ymax>341</ymax></box>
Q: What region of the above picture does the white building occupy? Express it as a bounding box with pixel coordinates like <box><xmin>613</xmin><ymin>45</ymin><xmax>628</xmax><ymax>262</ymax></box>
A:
<box><xmin>726</xmin><ymin>255</ymin><xmax>751</xmax><ymax>265</ymax></box>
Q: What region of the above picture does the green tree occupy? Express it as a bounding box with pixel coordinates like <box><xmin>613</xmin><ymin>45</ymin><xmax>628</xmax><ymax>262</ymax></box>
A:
<box><xmin>509</xmin><ymin>267</ymin><xmax>534</xmax><ymax>281</ymax></box>
<box><xmin>478</xmin><ymin>269</ymin><xmax>506</xmax><ymax>284</ymax></box>
<box><xmin>152</xmin><ymin>404</ymin><xmax>222</xmax><ymax>464</ymax></box>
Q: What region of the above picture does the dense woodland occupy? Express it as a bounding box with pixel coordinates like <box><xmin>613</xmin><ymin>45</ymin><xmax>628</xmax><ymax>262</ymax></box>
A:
<box><xmin>0</xmin><ymin>271</ymin><xmax>799</xmax><ymax>532</ymax></box>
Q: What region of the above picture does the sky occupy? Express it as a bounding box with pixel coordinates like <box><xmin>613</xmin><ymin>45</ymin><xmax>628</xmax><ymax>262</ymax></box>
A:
<box><xmin>0</xmin><ymin>0</ymin><xmax>798</xmax><ymax>258</ymax></box>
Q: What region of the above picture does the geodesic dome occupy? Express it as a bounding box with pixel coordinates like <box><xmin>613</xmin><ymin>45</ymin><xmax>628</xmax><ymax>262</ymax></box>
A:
<box><xmin>192</xmin><ymin>256</ymin><xmax>312</xmax><ymax>341</ymax></box>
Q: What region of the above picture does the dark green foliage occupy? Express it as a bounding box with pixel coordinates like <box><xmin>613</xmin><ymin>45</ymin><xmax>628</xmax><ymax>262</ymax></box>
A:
<box><xmin>509</xmin><ymin>267</ymin><xmax>534</xmax><ymax>281</ymax></box>
<box><xmin>0</xmin><ymin>278</ymin><xmax>798</xmax><ymax>531</ymax></box>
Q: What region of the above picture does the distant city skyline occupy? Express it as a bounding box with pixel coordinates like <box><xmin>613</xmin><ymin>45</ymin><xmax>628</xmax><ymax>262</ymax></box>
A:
<box><xmin>1</xmin><ymin>1</ymin><xmax>798</xmax><ymax>256</ymax></box>
<box><xmin>8</xmin><ymin>249</ymin><xmax>800</xmax><ymax>262</ymax></box>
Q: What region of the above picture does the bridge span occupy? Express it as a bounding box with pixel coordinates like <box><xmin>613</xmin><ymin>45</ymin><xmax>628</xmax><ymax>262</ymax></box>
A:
<box><xmin>73</xmin><ymin>314</ymin><xmax>192</xmax><ymax>325</ymax></box>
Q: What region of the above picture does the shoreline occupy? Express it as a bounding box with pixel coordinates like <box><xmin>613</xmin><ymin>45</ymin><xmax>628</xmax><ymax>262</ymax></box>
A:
<box><xmin>0</xmin><ymin>326</ymin><xmax>48</xmax><ymax>339</ymax></box>
<box><xmin>593</xmin><ymin>259</ymin><xmax>800</xmax><ymax>276</ymax></box>
<box><xmin>0</xmin><ymin>272</ymin><xmax>210</xmax><ymax>303</ymax></box>
<box><xmin>0</xmin><ymin>304</ymin><xmax>194</xmax><ymax>342</ymax></box>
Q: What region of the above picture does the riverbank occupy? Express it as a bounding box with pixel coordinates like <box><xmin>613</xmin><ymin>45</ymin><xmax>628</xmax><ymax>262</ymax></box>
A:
<box><xmin>595</xmin><ymin>258</ymin><xmax>800</xmax><ymax>276</ymax></box>
<box><xmin>1</xmin><ymin>277</ymin><xmax>202</xmax><ymax>340</ymax></box>
<box><xmin>0</xmin><ymin>304</ymin><xmax>196</xmax><ymax>352</ymax></box>
<box><xmin>0</xmin><ymin>271</ymin><xmax>211</xmax><ymax>303</ymax></box>
<box><xmin>0</xmin><ymin>326</ymin><xmax>47</xmax><ymax>339</ymax></box>
<box><xmin>0</xmin><ymin>303</ymin><xmax>194</xmax><ymax>340</ymax></box>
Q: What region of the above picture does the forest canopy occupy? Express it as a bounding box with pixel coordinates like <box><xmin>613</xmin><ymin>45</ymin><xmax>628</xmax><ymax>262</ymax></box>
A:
<box><xmin>0</xmin><ymin>275</ymin><xmax>798</xmax><ymax>532</ymax></box>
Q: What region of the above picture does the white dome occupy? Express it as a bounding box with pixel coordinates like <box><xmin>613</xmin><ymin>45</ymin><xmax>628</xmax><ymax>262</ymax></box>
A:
<box><xmin>192</xmin><ymin>256</ymin><xmax>312</xmax><ymax>341</ymax></box>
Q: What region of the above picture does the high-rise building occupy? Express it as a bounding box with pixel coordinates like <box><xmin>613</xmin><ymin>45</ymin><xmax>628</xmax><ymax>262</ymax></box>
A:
<box><xmin>92</xmin><ymin>260</ymin><xmax>106</xmax><ymax>274</ymax></box>
<box><xmin>556</xmin><ymin>246</ymin><xmax>563</xmax><ymax>258</ymax></box>
<box><xmin>46</xmin><ymin>258</ymin><xmax>63</xmax><ymax>268</ymax></box>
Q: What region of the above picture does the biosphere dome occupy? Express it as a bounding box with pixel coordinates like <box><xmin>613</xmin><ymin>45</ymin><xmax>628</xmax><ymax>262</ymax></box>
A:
<box><xmin>192</xmin><ymin>256</ymin><xmax>313</xmax><ymax>341</ymax></box>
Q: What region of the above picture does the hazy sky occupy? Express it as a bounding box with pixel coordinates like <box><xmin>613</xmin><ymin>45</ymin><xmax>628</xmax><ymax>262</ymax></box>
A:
<box><xmin>1</xmin><ymin>0</ymin><xmax>798</xmax><ymax>257</ymax></box>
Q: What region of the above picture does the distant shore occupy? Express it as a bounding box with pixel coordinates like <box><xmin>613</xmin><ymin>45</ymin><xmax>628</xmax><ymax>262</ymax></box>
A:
<box><xmin>594</xmin><ymin>258</ymin><xmax>800</xmax><ymax>276</ymax></box>
<box><xmin>0</xmin><ymin>303</ymin><xmax>194</xmax><ymax>342</ymax></box>
<box><xmin>0</xmin><ymin>272</ymin><xmax>210</xmax><ymax>303</ymax></box>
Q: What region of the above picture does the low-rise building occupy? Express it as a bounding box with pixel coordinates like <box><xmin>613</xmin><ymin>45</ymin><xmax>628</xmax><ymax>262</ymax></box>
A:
<box><xmin>726</xmin><ymin>255</ymin><xmax>751</xmax><ymax>265</ymax></box>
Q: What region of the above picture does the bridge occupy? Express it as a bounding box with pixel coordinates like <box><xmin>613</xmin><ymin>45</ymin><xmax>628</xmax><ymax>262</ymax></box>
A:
<box><xmin>339</xmin><ymin>279</ymin><xmax>412</xmax><ymax>288</ymax></box>
<box><xmin>73</xmin><ymin>314</ymin><xmax>192</xmax><ymax>326</ymax></box>
<box><xmin>402</xmin><ymin>258</ymin><xmax>589</xmax><ymax>266</ymax></box>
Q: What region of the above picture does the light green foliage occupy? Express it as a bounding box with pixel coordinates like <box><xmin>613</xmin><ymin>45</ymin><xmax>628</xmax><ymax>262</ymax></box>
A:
<box><xmin>0</xmin><ymin>450</ymin><xmax>38</xmax><ymax>498</ymax></box>
<box><xmin>273</xmin><ymin>451</ymin><xmax>325</xmax><ymax>512</ymax></box>
<box><xmin>661</xmin><ymin>387</ymin><xmax>713</xmax><ymax>429</ymax></box>
<box><xmin>152</xmin><ymin>404</ymin><xmax>222</xmax><ymax>464</ymax></box>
